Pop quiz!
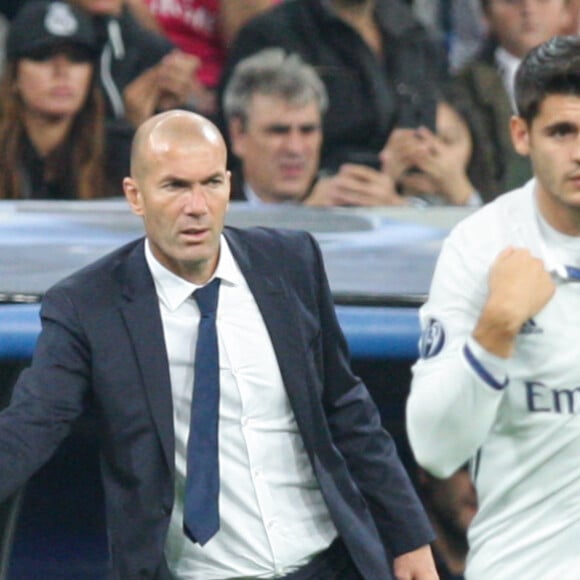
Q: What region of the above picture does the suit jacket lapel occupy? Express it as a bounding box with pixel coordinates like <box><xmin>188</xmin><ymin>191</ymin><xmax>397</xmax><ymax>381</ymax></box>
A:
<box><xmin>118</xmin><ymin>240</ymin><xmax>175</xmax><ymax>473</ymax></box>
<box><xmin>224</xmin><ymin>229</ymin><xmax>318</xmax><ymax>450</ymax></box>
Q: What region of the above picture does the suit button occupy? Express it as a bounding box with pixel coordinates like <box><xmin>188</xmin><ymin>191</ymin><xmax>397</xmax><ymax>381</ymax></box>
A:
<box><xmin>161</xmin><ymin>504</ymin><xmax>172</xmax><ymax>516</ymax></box>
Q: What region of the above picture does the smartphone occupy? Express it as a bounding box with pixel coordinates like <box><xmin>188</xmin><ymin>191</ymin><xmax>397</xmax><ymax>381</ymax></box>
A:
<box><xmin>343</xmin><ymin>151</ymin><xmax>382</xmax><ymax>171</ymax></box>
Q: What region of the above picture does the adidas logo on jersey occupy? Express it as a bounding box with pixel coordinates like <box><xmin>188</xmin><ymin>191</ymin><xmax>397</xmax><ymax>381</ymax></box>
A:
<box><xmin>519</xmin><ymin>318</ymin><xmax>543</xmax><ymax>335</ymax></box>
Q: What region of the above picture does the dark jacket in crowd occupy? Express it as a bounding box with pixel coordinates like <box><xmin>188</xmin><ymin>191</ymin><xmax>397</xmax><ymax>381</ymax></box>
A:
<box><xmin>14</xmin><ymin>131</ymin><xmax>124</xmax><ymax>199</ymax></box>
<box><xmin>93</xmin><ymin>7</ymin><xmax>174</xmax><ymax>121</ymax></box>
<box><xmin>219</xmin><ymin>0</ymin><xmax>447</xmax><ymax>174</ymax></box>
<box><xmin>450</xmin><ymin>41</ymin><xmax>532</xmax><ymax>201</ymax></box>
<box><xmin>0</xmin><ymin>0</ymin><xmax>22</xmax><ymax>20</ymax></box>
<box><xmin>89</xmin><ymin>7</ymin><xmax>176</xmax><ymax>191</ymax></box>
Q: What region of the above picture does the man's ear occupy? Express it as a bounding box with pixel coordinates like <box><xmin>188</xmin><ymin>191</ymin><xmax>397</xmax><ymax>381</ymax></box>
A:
<box><xmin>229</xmin><ymin>118</ymin><xmax>246</xmax><ymax>158</ymax></box>
<box><xmin>510</xmin><ymin>115</ymin><xmax>531</xmax><ymax>156</ymax></box>
<box><xmin>123</xmin><ymin>177</ymin><xmax>145</xmax><ymax>216</ymax></box>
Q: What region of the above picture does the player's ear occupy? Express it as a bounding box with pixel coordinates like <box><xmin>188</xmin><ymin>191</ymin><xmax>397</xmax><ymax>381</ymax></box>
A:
<box><xmin>123</xmin><ymin>177</ymin><xmax>145</xmax><ymax>217</ymax></box>
<box><xmin>510</xmin><ymin>115</ymin><xmax>531</xmax><ymax>156</ymax></box>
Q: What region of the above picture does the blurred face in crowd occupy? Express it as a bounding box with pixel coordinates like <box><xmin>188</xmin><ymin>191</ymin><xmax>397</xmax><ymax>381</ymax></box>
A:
<box><xmin>483</xmin><ymin>0</ymin><xmax>570</xmax><ymax>58</ymax></box>
<box><xmin>397</xmin><ymin>102</ymin><xmax>473</xmax><ymax>197</ymax></box>
<box><xmin>67</xmin><ymin>0</ymin><xmax>124</xmax><ymax>16</ymax></box>
<box><xmin>16</xmin><ymin>46</ymin><xmax>93</xmax><ymax>121</ymax></box>
<box><xmin>229</xmin><ymin>94</ymin><xmax>323</xmax><ymax>203</ymax></box>
<box><xmin>436</xmin><ymin>104</ymin><xmax>473</xmax><ymax>168</ymax></box>
<box><xmin>511</xmin><ymin>94</ymin><xmax>580</xmax><ymax>234</ymax></box>
<box><xmin>124</xmin><ymin>112</ymin><xmax>231</xmax><ymax>285</ymax></box>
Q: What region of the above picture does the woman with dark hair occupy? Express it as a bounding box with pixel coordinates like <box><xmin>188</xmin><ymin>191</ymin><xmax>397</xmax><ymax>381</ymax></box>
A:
<box><xmin>380</xmin><ymin>98</ymin><xmax>486</xmax><ymax>207</ymax></box>
<box><xmin>0</xmin><ymin>1</ymin><xmax>109</xmax><ymax>199</ymax></box>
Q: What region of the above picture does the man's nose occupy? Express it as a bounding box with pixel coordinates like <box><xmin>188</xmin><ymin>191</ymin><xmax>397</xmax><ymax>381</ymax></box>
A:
<box><xmin>284</xmin><ymin>129</ymin><xmax>307</xmax><ymax>153</ymax></box>
<box><xmin>183</xmin><ymin>185</ymin><xmax>208</xmax><ymax>214</ymax></box>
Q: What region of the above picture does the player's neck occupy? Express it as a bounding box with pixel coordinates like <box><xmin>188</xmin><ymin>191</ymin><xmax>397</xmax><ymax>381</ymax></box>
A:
<box><xmin>537</xmin><ymin>195</ymin><xmax>580</xmax><ymax>237</ymax></box>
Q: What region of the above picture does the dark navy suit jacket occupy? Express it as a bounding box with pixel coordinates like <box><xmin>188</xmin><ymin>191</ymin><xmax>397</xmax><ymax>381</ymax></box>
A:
<box><xmin>0</xmin><ymin>226</ymin><xmax>433</xmax><ymax>578</ymax></box>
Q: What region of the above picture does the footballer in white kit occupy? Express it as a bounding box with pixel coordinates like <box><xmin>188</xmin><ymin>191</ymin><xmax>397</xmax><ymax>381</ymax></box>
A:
<box><xmin>407</xmin><ymin>36</ymin><xmax>580</xmax><ymax>580</ymax></box>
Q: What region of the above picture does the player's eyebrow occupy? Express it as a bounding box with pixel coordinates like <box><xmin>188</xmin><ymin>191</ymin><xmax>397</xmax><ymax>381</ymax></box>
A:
<box><xmin>543</xmin><ymin>121</ymin><xmax>578</xmax><ymax>136</ymax></box>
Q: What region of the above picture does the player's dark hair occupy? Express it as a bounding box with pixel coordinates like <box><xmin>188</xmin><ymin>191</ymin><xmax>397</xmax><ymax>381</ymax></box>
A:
<box><xmin>515</xmin><ymin>35</ymin><xmax>580</xmax><ymax>124</ymax></box>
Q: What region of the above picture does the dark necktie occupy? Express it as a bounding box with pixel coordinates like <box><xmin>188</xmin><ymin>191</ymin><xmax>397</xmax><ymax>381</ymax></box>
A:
<box><xmin>183</xmin><ymin>277</ymin><xmax>221</xmax><ymax>545</ymax></box>
<box><xmin>564</xmin><ymin>265</ymin><xmax>580</xmax><ymax>281</ymax></box>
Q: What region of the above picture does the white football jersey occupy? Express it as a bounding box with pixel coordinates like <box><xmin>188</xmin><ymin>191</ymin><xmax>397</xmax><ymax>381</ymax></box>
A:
<box><xmin>407</xmin><ymin>180</ymin><xmax>580</xmax><ymax>579</ymax></box>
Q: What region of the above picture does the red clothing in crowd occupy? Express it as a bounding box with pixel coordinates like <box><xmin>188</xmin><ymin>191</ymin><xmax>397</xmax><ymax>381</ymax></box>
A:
<box><xmin>145</xmin><ymin>0</ymin><xmax>223</xmax><ymax>88</ymax></box>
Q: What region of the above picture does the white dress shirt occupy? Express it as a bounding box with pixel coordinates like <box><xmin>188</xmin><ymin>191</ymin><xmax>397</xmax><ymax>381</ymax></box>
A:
<box><xmin>242</xmin><ymin>182</ymin><xmax>266</xmax><ymax>206</ymax></box>
<box><xmin>242</xmin><ymin>183</ymin><xmax>300</xmax><ymax>206</ymax></box>
<box><xmin>144</xmin><ymin>237</ymin><xmax>337</xmax><ymax>579</ymax></box>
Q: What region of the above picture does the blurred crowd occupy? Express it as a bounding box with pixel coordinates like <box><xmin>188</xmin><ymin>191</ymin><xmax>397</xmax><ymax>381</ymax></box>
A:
<box><xmin>0</xmin><ymin>0</ymin><xmax>577</xmax><ymax>204</ymax></box>
<box><xmin>0</xmin><ymin>0</ymin><xmax>578</xmax><ymax>577</ymax></box>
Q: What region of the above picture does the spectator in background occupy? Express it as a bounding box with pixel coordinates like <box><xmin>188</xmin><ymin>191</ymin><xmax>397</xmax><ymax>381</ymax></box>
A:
<box><xmin>140</xmin><ymin>0</ymin><xmax>278</xmax><ymax>116</ymax></box>
<box><xmin>415</xmin><ymin>466</ymin><xmax>477</xmax><ymax>580</ymax></box>
<box><xmin>412</xmin><ymin>0</ymin><xmax>488</xmax><ymax>73</ymax></box>
<box><xmin>63</xmin><ymin>0</ymin><xmax>202</xmax><ymax>194</ymax></box>
<box><xmin>451</xmin><ymin>0</ymin><xmax>571</xmax><ymax>200</ymax></box>
<box><xmin>224</xmin><ymin>49</ymin><xmax>481</xmax><ymax>207</ymax></box>
<box><xmin>309</xmin><ymin>94</ymin><xmax>485</xmax><ymax>207</ymax></box>
<box><xmin>66</xmin><ymin>0</ymin><xmax>199</xmax><ymax>128</ymax></box>
<box><xmin>219</xmin><ymin>0</ymin><xmax>448</xmax><ymax>177</ymax></box>
<box><xmin>381</xmin><ymin>100</ymin><xmax>484</xmax><ymax>206</ymax></box>
<box><xmin>223</xmin><ymin>48</ymin><xmax>404</xmax><ymax>206</ymax></box>
<box><xmin>0</xmin><ymin>2</ymin><xmax>111</xmax><ymax>199</ymax></box>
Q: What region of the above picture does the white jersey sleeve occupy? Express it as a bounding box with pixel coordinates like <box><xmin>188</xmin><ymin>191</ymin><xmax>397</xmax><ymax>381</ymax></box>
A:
<box><xmin>406</xmin><ymin>209</ymin><xmax>510</xmax><ymax>477</ymax></box>
<box><xmin>408</xmin><ymin>182</ymin><xmax>580</xmax><ymax>578</ymax></box>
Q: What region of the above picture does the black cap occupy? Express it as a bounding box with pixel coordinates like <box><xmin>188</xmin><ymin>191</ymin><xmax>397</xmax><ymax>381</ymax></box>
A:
<box><xmin>7</xmin><ymin>1</ymin><xmax>99</xmax><ymax>60</ymax></box>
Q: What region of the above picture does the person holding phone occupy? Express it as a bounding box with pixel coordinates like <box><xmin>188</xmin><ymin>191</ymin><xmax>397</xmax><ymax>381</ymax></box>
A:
<box><xmin>223</xmin><ymin>48</ymin><xmax>405</xmax><ymax>207</ymax></box>
<box><xmin>380</xmin><ymin>101</ymin><xmax>483</xmax><ymax>207</ymax></box>
<box><xmin>219</xmin><ymin>0</ymin><xmax>447</xmax><ymax>178</ymax></box>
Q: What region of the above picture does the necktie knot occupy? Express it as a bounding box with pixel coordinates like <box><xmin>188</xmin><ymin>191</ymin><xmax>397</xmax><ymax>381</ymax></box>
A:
<box><xmin>565</xmin><ymin>265</ymin><xmax>580</xmax><ymax>282</ymax></box>
<box><xmin>193</xmin><ymin>278</ymin><xmax>220</xmax><ymax>316</ymax></box>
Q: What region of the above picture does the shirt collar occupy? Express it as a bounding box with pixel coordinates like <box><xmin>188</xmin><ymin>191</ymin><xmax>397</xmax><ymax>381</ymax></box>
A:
<box><xmin>494</xmin><ymin>46</ymin><xmax>521</xmax><ymax>112</ymax></box>
<box><xmin>528</xmin><ymin>181</ymin><xmax>580</xmax><ymax>283</ymax></box>
<box><xmin>243</xmin><ymin>181</ymin><xmax>302</xmax><ymax>206</ymax></box>
<box><xmin>243</xmin><ymin>182</ymin><xmax>268</xmax><ymax>206</ymax></box>
<box><xmin>145</xmin><ymin>234</ymin><xmax>243</xmax><ymax>311</ymax></box>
